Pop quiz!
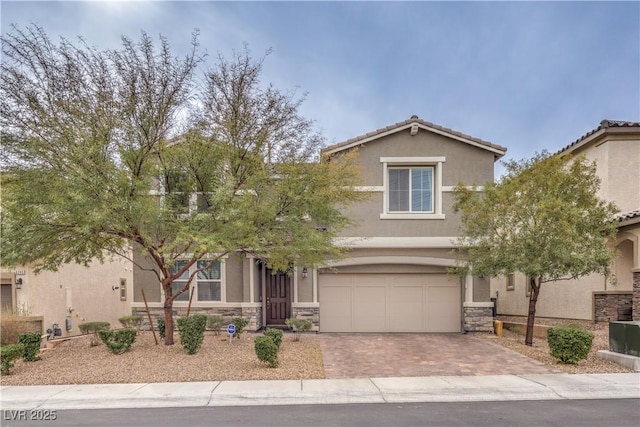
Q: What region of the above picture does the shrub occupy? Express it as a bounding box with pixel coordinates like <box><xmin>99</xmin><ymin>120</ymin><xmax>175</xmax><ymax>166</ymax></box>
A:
<box><xmin>254</xmin><ymin>336</ymin><xmax>279</xmax><ymax>368</ymax></box>
<box><xmin>118</xmin><ymin>315</ymin><xmax>142</xmax><ymax>330</ymax></box>
<box><xmin>263</xmin><ymin>328</ymin><xmax>283</xmax><ymax>350</ymax></box>
<box><xmin>207</xmin><ymin>315</ymin><xmax>224</xmax><ymax>335</ymax></box>
<box><xmin>18</xmin><ymin>332</ymin><xmax>42</xmax><ymax>361</ymax></box>
<box><xmin>157</xmin><ymin>318</ymin><xmax>165</xmax><ymax>340</ymax></box>
<box><xmin>79</xmin><ymin>321</ymin><xmax>110</xmax><ymax>346</ymax></box>
<box><xmin>547</xmin><ymin>326</ymin><xmax>595</xmax><ymax>364</ymax></box>
<box><xmin>97</xmin><ymin>328</ymin><xmax>137</xmax><ymax>355</ymax></box>
<box><xmin>285</xmin><ymin>318</ymin><xmax>313</xmax><ymax>341</ymax></box>
<box><xmin>1</xmin><ymin>343</ymin><xmax>25</xmax><ymax>375</ymax></box>
<box><xmin>230</xmin><ymin>317</ymin><xmax>249</xmax><ymax>338</ymax></box>
<box><xmin>177</xmin><ymin>315</ymin><xmax>207</xmax><ymax>355</ymax></box>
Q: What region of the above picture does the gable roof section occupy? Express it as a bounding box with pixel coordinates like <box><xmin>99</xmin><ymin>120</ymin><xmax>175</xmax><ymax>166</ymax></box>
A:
<box><xmin>322</xmin><ymin>115</ymin><xmax>507</xmax><ymax>160</ymax></box>
<box><xmin>558</xmin><ymin>119</ymin><xmax>640</xmax><ymax>155</ymax></box>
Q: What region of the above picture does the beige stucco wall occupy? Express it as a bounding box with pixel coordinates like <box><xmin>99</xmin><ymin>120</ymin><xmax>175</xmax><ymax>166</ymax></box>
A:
<box><xmin>473</xmin><ymin>276</ymin><xmax>491</xmax><ymax>302</ymax></box>
<box><xmin>297</xmin><ymin>269</ymin><xmax>313</xmax><ymax>303</ymax></box>
<box><xmin>492</xmin><ymin>225</ymin><xmax>640</xmax><ymax>320</ymax></box>
<box><xmin>342</xmin><ymin>127</ymin><xmax>496</xmax><ymax>239</ymax></box>
<box><xmin>603</xmin><ymin>139</ymin><xmax>640</xmax><ymax>213</ymax></box>
<box><xmin>570</xmin><ymin>137</ymin><xmax>640</xmax><ymax>214</ymax></box>
<box><xmin>341</xmin><ymin>192</ymin><xmax>464</xmax><ymax>237</ymax></box>
<box><xmin>491</xmin><ymin>272</ymin><xmax>606</xmax><ymax>320</ymax></box>
<box><xmin>133</xmin><ymin>252</ymin><xmax>161</xmax><ymax>303</ymax></box>
<box><xmin>353</xmin><ymin>128</ymin><xmax>495</xmax><ymax>187</ymax></box>
<box><xmin>10</xmin><ymin>254</ymin><xmax>133</xmax><ymax>337</ymax></box>
<box><xmin>225</xmin><ymin>252</ymin><xmax>243</xmax><ymax>303</ymax></box>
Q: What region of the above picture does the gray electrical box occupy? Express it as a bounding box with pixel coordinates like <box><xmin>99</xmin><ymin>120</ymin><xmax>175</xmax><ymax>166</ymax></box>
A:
<box><xmin>609</xmin><ymin>321</ymin><xmax>640</xmax><ymax>357</ymax></box>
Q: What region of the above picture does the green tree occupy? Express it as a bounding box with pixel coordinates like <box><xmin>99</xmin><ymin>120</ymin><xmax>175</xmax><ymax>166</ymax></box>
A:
<box><xmin>453</xmin><ymin>152</ymin><xmax>618</xmax><ymax>345</ymax></box>
<box><xmin>1</xmin><ymin>26</ymin><xmax>363</xmax><ymax>345</ymax></box>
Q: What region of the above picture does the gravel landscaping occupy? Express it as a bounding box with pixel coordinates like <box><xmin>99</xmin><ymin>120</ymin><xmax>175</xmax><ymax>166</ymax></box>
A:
<box><xmin>476</xmin><ymin>316</ymin><xmax>635</xmax><ymax>374</ymax></box>
<box><xmin>1</xmin><ymin>331</ymin><xmax>325</xmax><ymax>386</ymax></box>
<box><xmin>2</xmin><ymin>317</ymin><xmax>634</xmax><ymax>386</ymax></box>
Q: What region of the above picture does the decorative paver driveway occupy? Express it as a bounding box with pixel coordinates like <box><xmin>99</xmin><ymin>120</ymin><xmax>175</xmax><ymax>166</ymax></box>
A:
<box><xmin>317</xmin><ymin>333</ymin><xmax>561</xmax><ymax>378</ymax></box>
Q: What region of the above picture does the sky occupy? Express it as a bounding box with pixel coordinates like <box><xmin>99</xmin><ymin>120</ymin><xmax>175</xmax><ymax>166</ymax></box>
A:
<box><xmin>2</xmin><ymin>1</ymin><xmax>639</xmax><ymax>178</ymax></box>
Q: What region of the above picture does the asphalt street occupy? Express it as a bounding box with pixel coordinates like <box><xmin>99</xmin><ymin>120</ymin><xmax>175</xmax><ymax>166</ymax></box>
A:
<box><xmin>3</xmin><ymin>399</ymin><xmax>639</xmax><ymax>427</ymax></box>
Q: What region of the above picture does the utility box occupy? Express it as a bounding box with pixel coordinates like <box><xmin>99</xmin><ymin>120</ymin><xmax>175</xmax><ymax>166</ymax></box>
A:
<box><xmin>609</xmin><ymin>321</ymin><xmax>640</xmax><ymax>357</ymax></box>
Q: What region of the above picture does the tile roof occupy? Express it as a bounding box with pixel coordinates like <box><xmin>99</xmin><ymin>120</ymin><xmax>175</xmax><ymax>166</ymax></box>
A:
<box><xmin>615</xmin><ymin>209</ymin><xmax>640</xmax><ymax>223</ymax></box>
<box><xmin>558</xmin><ymin>120</ymin><xmax>640</xmax><ymax>154</ymax></box>
<box><xmin>323</xmin><ymin>115</ymin><xmax>507</xmax><ymax>157</ymax></box>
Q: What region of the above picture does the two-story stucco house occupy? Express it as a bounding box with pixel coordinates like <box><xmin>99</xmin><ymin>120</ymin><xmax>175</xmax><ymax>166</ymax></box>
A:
<box><xmin>492</xmin><ymin>120</ymin><xmax>640</xmax><ymax>322</ymax></box>
<box><xmin>132</xmin><ymin>115</ymin><xmax>507</xmax><ymax>333</ymax></box>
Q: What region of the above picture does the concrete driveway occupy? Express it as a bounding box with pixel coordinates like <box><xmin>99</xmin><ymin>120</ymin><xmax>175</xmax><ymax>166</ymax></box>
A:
<box><xmin>317</xmin><ymin>333</ymin><xmax>561</xmax><ymax>378</ymax></box>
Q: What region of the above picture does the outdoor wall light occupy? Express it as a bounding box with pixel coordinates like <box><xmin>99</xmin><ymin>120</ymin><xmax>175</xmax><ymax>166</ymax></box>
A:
<box><xmin>302</xmin><ymin>268</ymin><xmax>308</xmax><ymax>279</ymax></box>
<box><xmin>15</xmin><ymin>278</ymin><xmax>23</xmax><ymax>289</ymax></box>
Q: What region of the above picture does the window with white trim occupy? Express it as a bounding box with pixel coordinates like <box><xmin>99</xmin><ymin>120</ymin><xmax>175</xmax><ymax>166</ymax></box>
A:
<box><xmin>388</xmin><ymin>167</ymin><xmax>434</xmax><ymax>213</ymax></box>
<box><xmin>506</xmin><ymin>274</ymin><xmax>515</xmax><ymax>291</ymax></box>
<box><xmin>171</xmin><ymin>260</ymin><xmax>222</xmax><ymax>302</ymax></box>
<box><xmin>381</xmin><ymin>157</ymin><xmax>445</xmax><ymax>219</ymax></box>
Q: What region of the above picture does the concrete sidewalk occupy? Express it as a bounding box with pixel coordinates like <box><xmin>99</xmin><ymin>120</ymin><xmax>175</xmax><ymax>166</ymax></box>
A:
<box><xmin>1</xmin><ymin>373</ymin><xmax>638</xmax><ymax>410</ymax></box>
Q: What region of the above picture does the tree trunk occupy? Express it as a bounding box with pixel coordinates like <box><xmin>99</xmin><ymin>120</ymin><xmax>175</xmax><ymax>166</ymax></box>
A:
<box><xmin>162</xmin><ymin>278</ymin><xmax>175</xmax><ymax>346</ymax></box>
<box><xmin>525</xmin><ymin>277</ymin><xmax>541</xmax><ymax>346</ymax></box>
<box><xmin>163</xmin><ymin>302</ymin><xmax>174</xmax><ymax>345</ymax></box>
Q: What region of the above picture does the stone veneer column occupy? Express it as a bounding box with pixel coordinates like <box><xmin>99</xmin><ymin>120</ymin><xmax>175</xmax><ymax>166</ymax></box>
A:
<box><xmin>633</xmin><ymin>271</ymin><xmax>640</xmax><ymax>321</ymax></box>
<box><xmin>291</xmin><ymin>306</ymin><xmax>320</xmax><ymax>331</ymax></box>
<box><xmin>463</xmin><ymin>304</ymin><xmax>494</xmax><ymax>332</ymax></box>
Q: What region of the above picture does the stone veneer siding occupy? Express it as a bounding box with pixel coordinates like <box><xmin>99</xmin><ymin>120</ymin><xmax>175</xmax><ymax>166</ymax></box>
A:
<box><xmin>633</xmin><ymin>272</ymin><xmax>640</xmax><ymax>322</ymax></box>
<box><xmin>463</xmin><ymin>306</ymin><xmax>494</xmax><ymax>332</ymax></box>
<box><xmin>291</xmin><ymin>306</ymin><xmax>320</xmax><ymax>329</ymax></box>
<box><xmin>593</xmin><ymin>292</ymin><xmax>633</xmax><ymax>322</ymax></box>
<box><xmin>132</xmin><ymin>306</ymin><xmax>262</xmax><ymax>331</ymax></box>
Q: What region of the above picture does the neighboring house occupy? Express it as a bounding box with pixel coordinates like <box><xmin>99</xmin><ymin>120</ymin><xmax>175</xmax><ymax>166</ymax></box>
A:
<box><xmin>1</xmin><ymin>253</ymin><xmax>133</xmax><ymax>338</ymax></box>
<box><xmin>492</xmin><ymin>120</ymin><xmax>640</xmax><ymax>322</ymax></box>
<box><xmin>133</xmin><ymin>115</ymin><xmax>507</xmax><ymax>333</ymax></box>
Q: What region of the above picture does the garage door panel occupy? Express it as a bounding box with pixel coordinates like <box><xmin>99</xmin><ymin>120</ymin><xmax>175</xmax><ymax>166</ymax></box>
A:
<box><xmin>390</xmin><ymin>286</ymin><xmax>424</xmax><ymax>332</ymax></box>
<box><xmin>320</xmin><ymin>286</ymin><xmax>352</xmax><ymax>332</ymax></box>
<box><xmin>427</xmin><ymin>274</ymin><xmax>458</xmax><ymax>287</ymax></box>
<box><xmin>353</xmin><ymin>285</ymin><xmax>386</xmax><ymax>331</ymax></box>
<box><xmin>427</xmin><ymin>286</ymin><xmax>461</xmax><ymax>332</ymax></box>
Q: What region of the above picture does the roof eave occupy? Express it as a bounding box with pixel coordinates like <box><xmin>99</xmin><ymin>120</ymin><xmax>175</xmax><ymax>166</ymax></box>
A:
<box><xmin>323</xmin><ymin>121</ymin><xmax>507</xmax><ymax>161</ymax></box>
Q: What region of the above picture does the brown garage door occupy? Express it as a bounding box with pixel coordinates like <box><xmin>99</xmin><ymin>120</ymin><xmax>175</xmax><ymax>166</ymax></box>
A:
<box><xmin>319</xmin><ymin>273</ymin><xmax>461</xmax><ymax>333</ymax></box>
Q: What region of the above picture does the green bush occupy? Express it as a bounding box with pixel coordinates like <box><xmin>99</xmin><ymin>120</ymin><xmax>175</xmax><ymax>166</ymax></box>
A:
<box><xmin>79</xmin><ymin>321</ymin><xmax>110</xmax><ymax>346</ymax></box>
<box><xmin>547</xmin><ymin>326</ymin><xmax>595</xmax><ymax>364</ymax></box>
<box><xmin>157</xmin><ymin>318</ymin><xmax>166</xmax><ymax>340</ymax></box>
<box><xmin>207</xmin><ymin>315</ymin><xmax>224</xmax><ymax>335</ymax></box>
<box><xmin>118</xmin><ymin>315</ymin><xmax>142</xmax><ymax>330</ymax></box>
<box><xmin>18</xmin><ymin>332</ymin><xmax>42</xmax><ymax>361</ymax></box>
<box><xmin>285</xmin><ymin>318</ymin><xmax>313</xmax><ymax>341</ymax></box>
<box><xmin>263</xmin><ymin>328</ymin><xmax>283</xmax><ymax>350</ymax></box>
<box><xmin>1</xmin><ymin>344</ymin><xmax>25</xmax><ymax>375</ymax></box>
<box><xmin>97</xmin><ymin>328</ymin><xmax>137</xmax><ymax>355</ymax></box>
<box><xmin>254</xmin><ymin>336</ymin><xmax>279</xmax><ymax>368</ymax></box>
<box><xmin>177</xmin><ymin>315</ymin><xmax>207</xmax><ymax>355</ymax></box>
<box><xmin>230</xmin><ymin>317</ymin><xmax>249</xmax><ymax>338</ymax></box>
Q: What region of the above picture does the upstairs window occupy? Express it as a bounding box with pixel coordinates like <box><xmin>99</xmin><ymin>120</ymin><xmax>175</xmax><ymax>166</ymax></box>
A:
<box><xmin>388</xmin><ymin>167</ymin><xmax>434</xmax><ymax>213</ymax></box>
<box><xmin>381</xmin><ymin>157</ymin><xmax>445</xmax><ymax>220</ymax></box>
